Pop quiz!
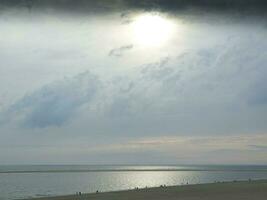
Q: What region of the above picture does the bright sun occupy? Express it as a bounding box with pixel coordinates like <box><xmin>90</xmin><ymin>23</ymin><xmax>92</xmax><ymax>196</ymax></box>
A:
<box><xmin>132</xmin><ymin>13</ymin><xmax>174</xmax><ymax>46</ymax></box>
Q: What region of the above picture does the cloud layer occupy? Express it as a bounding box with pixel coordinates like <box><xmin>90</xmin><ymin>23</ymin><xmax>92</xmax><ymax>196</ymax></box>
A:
<box><xmin>3</xmin><ymin>33</ymin><xmax>267</xmax><ymax>135</ymax></box>
<box><xmin>0</xmin><ymin>3</ymin><xmax>266</xmax><ymax>164</ymax></box>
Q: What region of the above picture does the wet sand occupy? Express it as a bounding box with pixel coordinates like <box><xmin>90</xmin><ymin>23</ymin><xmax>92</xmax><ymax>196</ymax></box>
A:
<box><xmin>24</xmin><ymin>179</ymin><xmax>267</xmax><ymax>200</ymax></box>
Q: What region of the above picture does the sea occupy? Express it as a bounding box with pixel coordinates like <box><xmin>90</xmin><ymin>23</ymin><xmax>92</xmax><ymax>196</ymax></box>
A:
<box><xmin>0</xmin><ymin>165</ymin><xmax>267</xmax><ymax>200</ymax></box>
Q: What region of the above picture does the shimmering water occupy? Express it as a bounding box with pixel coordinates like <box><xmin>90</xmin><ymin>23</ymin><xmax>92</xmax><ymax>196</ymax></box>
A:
<box><xmin>0</xmin><ymin>165</ymin><xmax>267</xmax><ymax>200</ymax></box>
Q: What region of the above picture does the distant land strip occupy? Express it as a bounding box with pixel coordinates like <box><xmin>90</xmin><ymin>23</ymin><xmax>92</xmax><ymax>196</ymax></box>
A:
<box><xmin>1</xmin><ymin>169</ymin><xmax>267</xmax><ymax>173</ymax></box>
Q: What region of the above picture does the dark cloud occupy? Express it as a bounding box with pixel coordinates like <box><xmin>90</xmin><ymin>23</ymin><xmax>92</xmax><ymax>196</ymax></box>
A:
<box><xmin>109</xmin><ymin>45</ymin><xmax>133</xmax><ymax>57</ymax></box>
<box><xmin>1</xmin><ymin>0</ymin><xmax>267</xmax><ymax>13</ymax></box>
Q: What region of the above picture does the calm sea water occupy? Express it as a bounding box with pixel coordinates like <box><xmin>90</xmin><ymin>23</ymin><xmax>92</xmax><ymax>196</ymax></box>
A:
<box><xmin>0</xmin><ymin>165</ymin><xmax>267</xmax><ymax>200</ymax></box>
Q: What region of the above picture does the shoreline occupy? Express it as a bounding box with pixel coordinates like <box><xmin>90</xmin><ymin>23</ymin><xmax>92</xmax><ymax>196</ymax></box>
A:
<box><xmin>23</xmin><ymin>179</ymin><xmax>267</xmax><ymax>200</ymax></box>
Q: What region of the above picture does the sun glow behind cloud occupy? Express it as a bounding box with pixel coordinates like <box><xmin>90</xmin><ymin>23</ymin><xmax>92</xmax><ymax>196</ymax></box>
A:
<box><xmin>132</xmin><ymin>13</ymin><xmax>176</xmax><ymax>47</ymax></box>
<box><xmin>1</xmin><ymin>3</ymin><xmax>267</xmax><ymax>165</ymax></box>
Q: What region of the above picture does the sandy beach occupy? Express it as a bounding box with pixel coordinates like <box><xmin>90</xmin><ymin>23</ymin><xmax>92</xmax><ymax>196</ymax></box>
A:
<box><xmin>24</xmin><ymin>179</ymin><xmax>267</xmax><ymax>200</ymax></box>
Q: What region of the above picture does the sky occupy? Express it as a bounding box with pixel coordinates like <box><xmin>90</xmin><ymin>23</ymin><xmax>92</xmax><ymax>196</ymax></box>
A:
<box><xmin>0</xmin><ymin>0</ymin><xmax>267</xmax><ymax>165</ymax></box>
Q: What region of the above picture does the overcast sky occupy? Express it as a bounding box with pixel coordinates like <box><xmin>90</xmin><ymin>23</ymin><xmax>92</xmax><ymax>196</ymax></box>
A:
<box><xmin>0</xmin><ymin>0</ymin><xmax>267</xmax><ymax>165</ymax></box>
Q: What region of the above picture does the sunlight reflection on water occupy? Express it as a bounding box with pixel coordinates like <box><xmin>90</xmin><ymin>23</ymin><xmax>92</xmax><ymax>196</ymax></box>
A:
<box><xmin>1</xmin><ymin>169</ymin><xmax>267</xmax><ymax>200</ymax></box>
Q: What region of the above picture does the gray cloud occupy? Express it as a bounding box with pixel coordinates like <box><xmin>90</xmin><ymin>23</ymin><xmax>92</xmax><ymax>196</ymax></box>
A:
<box><xmin>120</xmin><ymin>11</ymin><xmax>134</xmax><ymax>24</ymax></box>
<box><xmin>4</xmin><ymin>71</ymin><xmax>100</xmax><ymax>128</ymax></box>
<box><xmin>102</xmin><ymin>35</ymin><xmax>267</xmax><ymax>135</ymax></box>
<box><xmin>109</xmin><ymin>44</ymin><xmax>133</xmax><ymax>57</ymax></box>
